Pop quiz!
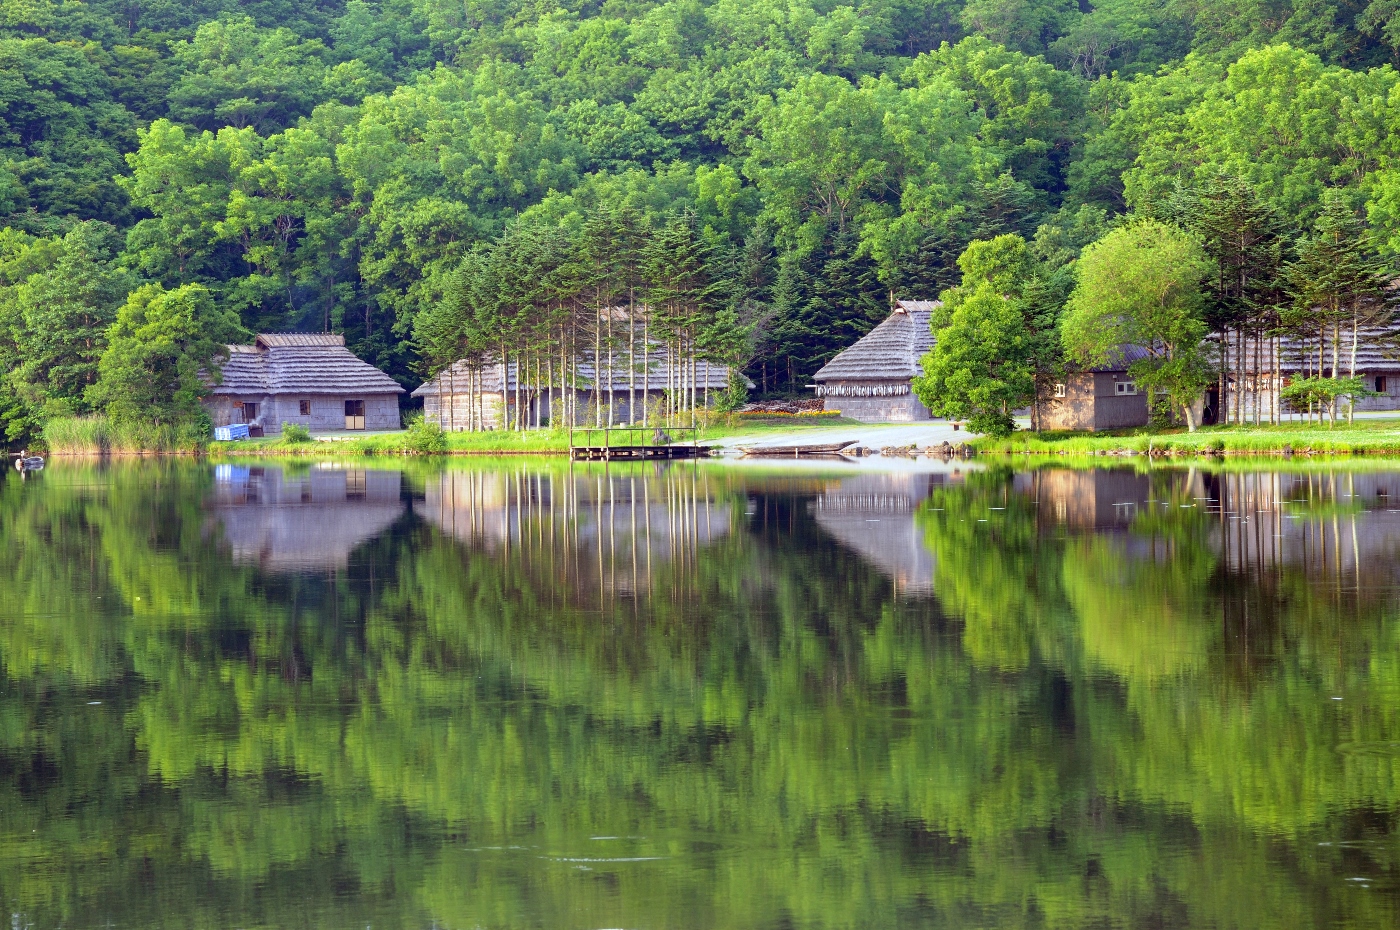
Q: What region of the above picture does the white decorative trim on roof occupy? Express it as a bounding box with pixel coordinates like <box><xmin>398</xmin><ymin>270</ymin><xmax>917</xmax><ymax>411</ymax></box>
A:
<box><xmin>815</xmin><ymin>383</ymin><xmax>911</xmax><ymax>397</ymax></box>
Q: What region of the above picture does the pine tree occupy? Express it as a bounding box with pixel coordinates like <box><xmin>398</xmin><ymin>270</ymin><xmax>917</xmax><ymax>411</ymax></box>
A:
<box><xmin>1180</xmin><ymin>173</ymin><xmax>1293</xmax><ymax>424</ymax></box>
<box><xmin>1283</xmin><ymin>192</ymin><xmax>1394</xmax><ymax>423</ymax></box>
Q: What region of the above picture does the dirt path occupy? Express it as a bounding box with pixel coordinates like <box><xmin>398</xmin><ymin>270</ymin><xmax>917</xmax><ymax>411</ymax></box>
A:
<box><xmin>703</xmin><ymin>420</ymin><xmax>984</xmax><ymax>452</ymax></box>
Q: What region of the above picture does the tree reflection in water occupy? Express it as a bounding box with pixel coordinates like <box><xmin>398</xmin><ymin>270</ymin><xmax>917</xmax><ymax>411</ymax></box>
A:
<box><xmin>0</xmin><ymin>459</ymin><xmax>1398</xmax><ymax>929</ymax></box>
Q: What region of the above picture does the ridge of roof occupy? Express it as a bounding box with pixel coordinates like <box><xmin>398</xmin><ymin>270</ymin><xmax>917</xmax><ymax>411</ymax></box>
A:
<box><xmin>256</xmin><ymin>332</ymin><xmax>346</xmax><ymax>348</ymax></box>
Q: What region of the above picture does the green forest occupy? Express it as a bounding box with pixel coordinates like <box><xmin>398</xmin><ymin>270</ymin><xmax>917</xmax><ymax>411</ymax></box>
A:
<box><xmin>9</xmin><ymin>0</ymin><xmax>1400</xmax><ymax>444</ymax></box>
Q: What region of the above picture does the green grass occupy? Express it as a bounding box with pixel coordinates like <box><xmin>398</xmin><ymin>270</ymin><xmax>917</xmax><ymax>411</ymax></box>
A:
<box><xmin>209</xmin><ymin>414</ymin><xmax>864</xmax><ymax>456</ymax></box>
<box><xmin>975</xmin><ymin>418</ymin><xmax>1400</xmax><ymax>457</ymax></box>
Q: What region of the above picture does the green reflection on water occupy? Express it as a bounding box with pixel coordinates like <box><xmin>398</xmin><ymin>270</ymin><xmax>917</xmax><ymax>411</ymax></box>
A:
<box><xmin>1</xmin><ymin>459</ymin><xmax>1398</xmax><ymax>928</ymax></box>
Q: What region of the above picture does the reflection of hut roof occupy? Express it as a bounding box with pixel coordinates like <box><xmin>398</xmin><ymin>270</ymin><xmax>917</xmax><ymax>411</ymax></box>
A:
<box><xmin>411</xmin><ymin>351</ymin><xmax>739</xmax><ymax>398</ymax></box>
<box><xmin>810</xmin><ymin>473</ymin><xmax>938</xmax><ymax>594</ymax></box>
<box><xmin>209</xmin><ymin>334</ymin><xmax>404</xmax><ymax>395</ymax></box>
<box><xmin>210</xmin><ymin>466</ymin><xmax>404</xmax><ymax>571</ymax></box>
<box><xmin>813</xmin><ymin>300</ymin><xmax>939</xmax><ymax>382</ymax></box>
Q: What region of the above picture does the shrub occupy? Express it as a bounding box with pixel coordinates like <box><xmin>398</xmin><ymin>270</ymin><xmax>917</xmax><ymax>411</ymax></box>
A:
<box><xmin>405</xmin><ymin>416</ymin><xmax>448</xmax><ymax>453</ymax></box>
<box><xmin>280</xmin><ymin>422</ymin><xmax>312</xmax><ymax>444</ymax></box>
<box><xmin>967</xmin><ymin>410</ymin><xmax>1016</xmax><ymax>438</ymax></box>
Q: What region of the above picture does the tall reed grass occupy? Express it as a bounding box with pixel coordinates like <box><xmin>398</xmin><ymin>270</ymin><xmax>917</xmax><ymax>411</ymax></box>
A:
<box><xmin>43</xmin><ymin>416</ymin><xmax>206</xmax><ymax>454</ymax></box>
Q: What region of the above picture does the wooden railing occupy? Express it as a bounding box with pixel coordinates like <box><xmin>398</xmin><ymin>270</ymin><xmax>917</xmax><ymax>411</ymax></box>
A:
<box><xmin>567</xmin><ymin>425</ymin><xmax>703</xmax><ymax>460</ymax></box>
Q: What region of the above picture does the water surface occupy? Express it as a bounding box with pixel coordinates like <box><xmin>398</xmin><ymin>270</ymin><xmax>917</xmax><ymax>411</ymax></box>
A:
<box><xmin>1</xmin><ymin>458</ymin><xmax>1398</xmax><ymax>928</ymax></box>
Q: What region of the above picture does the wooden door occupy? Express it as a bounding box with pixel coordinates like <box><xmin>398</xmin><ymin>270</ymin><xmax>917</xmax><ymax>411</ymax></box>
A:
<box><xmin>344</xmin><ymin>399</ymin><xmax>365</xmax><ymax>430</ymax></box>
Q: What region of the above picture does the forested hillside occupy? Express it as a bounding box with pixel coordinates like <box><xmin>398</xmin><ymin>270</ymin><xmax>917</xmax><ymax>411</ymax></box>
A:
<box><xmin>6</xmin><ymin>0</ymin><xmax>1400</xmax><ymax>443</ymax></box>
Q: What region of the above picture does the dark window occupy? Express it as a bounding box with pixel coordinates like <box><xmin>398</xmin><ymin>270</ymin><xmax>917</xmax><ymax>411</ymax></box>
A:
<box><xmin>240</xmin><ymin>402</ymin><xmax>259</xmax><ymax>423</ymax></box>
<box><xmin>1376</xmin><ymin>376</ymin><xmax>1388</xmax><ymax>394</ymax></box>
<box><xmin>299</xmin><ymin>399</ymin><xmax>311</xmax><ymax>416</ymax></box>
<box><xmin>345</xmin><ymin>399</ymin><xmax>366</xmax><ymax>431</ymax></box>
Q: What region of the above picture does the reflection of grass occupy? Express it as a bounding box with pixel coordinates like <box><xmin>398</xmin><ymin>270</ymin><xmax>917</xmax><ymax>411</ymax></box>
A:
<box><xmin>973</xmin><ymin>454</ymin><xmax>1400</xmax><ymax>477</ymax></box>
<box><xmin>975</xmin><ymin>419</ymin><xmax>1400</xmax><ymax>456</ymax></box>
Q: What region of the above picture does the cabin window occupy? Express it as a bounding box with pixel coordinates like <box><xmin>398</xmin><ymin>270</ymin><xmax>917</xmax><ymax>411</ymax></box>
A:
<box><xmin>1376</xmin><ymin>376</ymin><xmax>1388</xmax><ymax>394</ymax></box>
<box><xmin>1053</xmin><ymin>383</ymin><xmax>1066</xmax><ymax>398</ymax></box>
<box><xmin>237</xmin><ymin>401</ymin><xmax>259</xmax><ymax>423</ymax></box>
<box><xmin>345</xmin><ymin>399</ymin><xmax>366</xmax><ymax>431</ymax></box>
<box><xmin>1115</xmin><ymin>381</ymin><xmax>1137</xmax><ymax>396</ymax></box>
<box><xmin>299</xmin><ymin>399</ymin><xmax>311</xmax><ymax>416</ymax></box>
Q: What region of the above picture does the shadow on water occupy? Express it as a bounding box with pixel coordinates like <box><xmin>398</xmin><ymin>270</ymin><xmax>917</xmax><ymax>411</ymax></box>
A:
<box><xmin>1</xmin><ymin>458</ymin><xmax>1399</xmax><ymax>928</ymax></box>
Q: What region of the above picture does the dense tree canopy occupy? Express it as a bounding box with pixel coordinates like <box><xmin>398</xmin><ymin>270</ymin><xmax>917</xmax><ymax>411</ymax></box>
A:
<box><xmin>5</xmin><ymin>0</ymin><xmax>1400</xmax><ymax>441</ymax></box>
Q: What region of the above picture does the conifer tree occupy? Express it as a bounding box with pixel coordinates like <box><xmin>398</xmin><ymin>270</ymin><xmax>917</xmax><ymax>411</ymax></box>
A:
<box><xmin>1282</xmin><ymin>192</ymin><xmax>1394</xmax><ymax>423</ymax></box>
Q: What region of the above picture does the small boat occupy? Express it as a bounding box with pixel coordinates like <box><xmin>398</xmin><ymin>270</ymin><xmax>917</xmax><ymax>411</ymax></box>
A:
<box><xmin>738</xmin><ymin>440</ymin><xmax>857</xmax><ymax>457</ymax></box>
<box><xmin>14</xmin><ymin>455</ymin><xmax>44</xmax><ymax>473</ymax></box>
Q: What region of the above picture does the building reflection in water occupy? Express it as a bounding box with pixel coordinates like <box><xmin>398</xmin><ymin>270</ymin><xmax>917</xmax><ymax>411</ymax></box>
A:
<box><xmin>809</xmin><ymin>472</ymin><xmax>946</xmax><ymax>596</ymax></box>
<box><xmin>420</xmin><ymin>464</ymin><xmax>732</xmax><ymax>603</ymax></box>
<box><xmin>1009</xmin><ymin>466</ymin><xmax>1400</xmax><ymax>586</ymax></box>
<box><xmin>210</xmin><ymin>463</ymin><xmax>405</xmax><ymax>572</ymax></box>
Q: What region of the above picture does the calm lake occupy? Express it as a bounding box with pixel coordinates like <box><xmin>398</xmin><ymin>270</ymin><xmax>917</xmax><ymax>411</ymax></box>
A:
<box><xmin>2</xmin><ymin>457</ymin><xmax>1399</xmax><ymax>928</ymax></box>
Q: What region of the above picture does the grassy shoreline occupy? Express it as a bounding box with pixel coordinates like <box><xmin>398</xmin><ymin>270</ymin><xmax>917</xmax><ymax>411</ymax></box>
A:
<box><xmin>200</xmin><ymin>415</ymin><xmax>861</xmax><ymax>457</ymax></box>
<box><xmin>973</xmin><ymin>419</ymin><xmax>1400</xmax><ymax>457</ymax></box>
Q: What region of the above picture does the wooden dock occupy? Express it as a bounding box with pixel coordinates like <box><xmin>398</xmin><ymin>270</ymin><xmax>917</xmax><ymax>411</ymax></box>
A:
<box><xmin>568</xmin><ymin>427</ymin><xmax>709</xmax><ymax>461</ymax></box>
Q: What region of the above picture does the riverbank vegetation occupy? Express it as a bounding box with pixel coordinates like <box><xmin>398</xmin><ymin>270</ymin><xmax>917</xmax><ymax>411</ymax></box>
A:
<box><xmin>207</xmin><ymin>411</ymin><xmax>862</xmax><ymax>455</ymax></box>
<box><xmin>975</xmin><ymin>419</ymin><xmax>1400</xmax><ymax>457</ymax></box>
<box><xmin>9</xmin><ymin>3</ymin><xmax>1400</xmax><ymax>448</ymax></box>
<box><xmin>42</xmin><ymin>414</ymin><xmax>209</xmax><ymax>455</ymax></box>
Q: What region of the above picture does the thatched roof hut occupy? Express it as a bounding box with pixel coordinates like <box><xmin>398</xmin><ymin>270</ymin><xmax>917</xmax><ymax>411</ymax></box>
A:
<box><xmin>205</xmin><ymin>334</ymin><xmax>404</xmax><ymax>435</ymax></box>
<box><xmin>811</xmin><ymin>300</ymin><xmax>940</xmax><ymax>422</ymax></box>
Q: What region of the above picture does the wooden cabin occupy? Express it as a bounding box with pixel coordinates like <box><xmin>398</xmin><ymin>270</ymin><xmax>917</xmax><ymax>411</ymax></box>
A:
<box><xmin>204</xmin><ymin>333</ymin><xmax>404</xmax><ymax>435</ymax></box>
<box><xmin>811</xmin><ymin>300</ymin><xmax>940</xmax><ymax>422</ymax></box>
<box><xmin>1040</xmin><ymin>346</ymin><xmax>1153</xmax><ymax>431</ymax></box>
<box><xmin>412</xmin><ymin>351</ymin><xmax>740</xmax><ymax>430</ymax></box>
<box><xmin>1213</xmin><ymin>325</ymin><xmax>1400</xmax><ymax>421</ymax></box>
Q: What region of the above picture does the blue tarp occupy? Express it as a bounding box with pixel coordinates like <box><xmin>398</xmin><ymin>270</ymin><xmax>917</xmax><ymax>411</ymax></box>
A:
<box><xmin>214</xmin><ymin>424</ymin><xmax>250</xmax><ymax>441</ymax></box>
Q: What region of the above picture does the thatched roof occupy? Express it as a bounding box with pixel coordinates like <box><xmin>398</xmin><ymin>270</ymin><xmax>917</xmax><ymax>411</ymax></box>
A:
<box><xmin>412</xmin><ymin>350</ymin><xmax>739</xmax><ymax>398</ymax></box>
<box><xmin>813</xmin><ymin>300</ymin><xmax>940</xmax><ymax>383</ymax></box>
<box><xmin>210</xmin><ymin>333</ymin><xmax>404</xmax><ymax>396</ymax></box>
<box><xmin>1220</xmin><ymin>323</ymin><xmax>1400</xmax><ymax>373</ymax></box>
